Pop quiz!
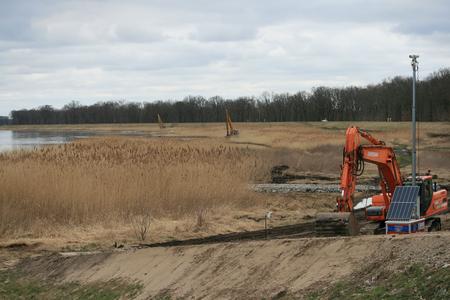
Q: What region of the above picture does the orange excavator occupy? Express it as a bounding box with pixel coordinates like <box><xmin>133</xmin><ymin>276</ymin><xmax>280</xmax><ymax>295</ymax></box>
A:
<box><xmin>225</xmin><ymin>109</ymin><xmax>239</xmax><ymax>137</ymax></box>
<box><xmin>316</xmin><ymin>126</ymin><xmax>448</xmax><ymax>235</ymax></box>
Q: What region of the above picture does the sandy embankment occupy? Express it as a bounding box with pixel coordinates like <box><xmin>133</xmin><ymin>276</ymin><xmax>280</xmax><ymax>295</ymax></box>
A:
<box><xmin>15</xmin><ymin>232</ymin><xmax>450</xmax><ymax>299</ymax></box>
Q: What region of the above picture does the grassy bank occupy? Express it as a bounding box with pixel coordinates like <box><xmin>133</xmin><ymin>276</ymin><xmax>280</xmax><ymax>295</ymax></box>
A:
<box><xmin>306</xmin><ymin>264</ymin><xmax>450</xmax><ymax>300</ymax></box>
<box><xmin>0</xmin><ymin>269</ymin><xmax>142</xmax><ymax>300</ymax></box>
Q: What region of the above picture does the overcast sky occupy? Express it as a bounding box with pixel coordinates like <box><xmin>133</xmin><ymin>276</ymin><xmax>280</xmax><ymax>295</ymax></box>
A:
<box><xmin>1</xmin><ymin>0</ymin><xmax>449</xmax><ymax>115</ymax></box>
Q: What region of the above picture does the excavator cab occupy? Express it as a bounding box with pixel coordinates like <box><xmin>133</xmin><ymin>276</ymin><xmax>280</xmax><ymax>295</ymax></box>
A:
<box><xmin>419</xmin><ymin>178</ymin><xmax>433</xmax><ymax>216</ymax></box>
<box><xmin>403</xmin><ymin>175</ymin><xmax>448</xmax><ymax>219</ymax></box>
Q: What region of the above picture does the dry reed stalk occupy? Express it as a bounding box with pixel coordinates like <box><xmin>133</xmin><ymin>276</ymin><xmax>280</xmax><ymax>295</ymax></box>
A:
<box><xmin>0</xmin><ymin>137</ymin><xmax>271</xmax><ymax>237</ymax></box>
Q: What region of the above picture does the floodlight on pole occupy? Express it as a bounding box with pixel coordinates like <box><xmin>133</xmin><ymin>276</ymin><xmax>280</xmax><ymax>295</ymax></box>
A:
<box><xmin>409</xmin><ymin>55</ymin><xmax>419</xmax><ymax>187</ymax></box>
<box><xmin>409</xmin><ymin>54</ymin><xmax>419</xmax><ymax>219</ymax></box>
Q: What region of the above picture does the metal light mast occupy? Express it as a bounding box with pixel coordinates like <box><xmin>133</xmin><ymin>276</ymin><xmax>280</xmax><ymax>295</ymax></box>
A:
<box><xmin>409</xmin><ymin>54</ymin><xmax>419</xmax><ymax>187</ymax></box>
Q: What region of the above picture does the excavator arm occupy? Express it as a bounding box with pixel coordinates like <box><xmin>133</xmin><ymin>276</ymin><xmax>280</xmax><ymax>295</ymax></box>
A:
<box><xmin>225</xmin><ymin>109</ymin><xmax>239</xmax><ymax>137</ymax></box>
<box><xmin>316</xmin><ymin>126</ymin><xmax>403</xmax><ymax>236</ymax></box>
<box><xmin>338</xmin><ymin>126</ymin><xmax>385</xmax><ymax>211</ymax></box>
<box><xmin>338</xmin><ymin>126</ymin><xmax>402</xmax><ymax>214</ymax></box>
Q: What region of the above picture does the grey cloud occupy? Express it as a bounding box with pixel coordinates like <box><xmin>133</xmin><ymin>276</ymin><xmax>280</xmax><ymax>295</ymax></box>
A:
<box><xmin>394</xmin><ymin>21</ymin><xmax>450</xmax><ymax>36</ymax></box>
<box><xmin>190</xmin><ymin>24</ymin><xmax>257</xmax><ymax>42</ymax></box>
<box><xmin>0</xmin><ymin>0</ymin><xmax>450</xmax><ymax>115</ymax></box>
<box><xmin>112</xmin><ymin>26</ymin><xmax>163</xmax><ymax>43</ymax></box>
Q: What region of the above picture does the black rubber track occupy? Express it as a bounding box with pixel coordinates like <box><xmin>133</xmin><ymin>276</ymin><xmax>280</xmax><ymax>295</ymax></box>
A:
<box><xmin>140</xmin><ymin>222</ymin><xmax>315</xmax><ymax>248</ymax></box>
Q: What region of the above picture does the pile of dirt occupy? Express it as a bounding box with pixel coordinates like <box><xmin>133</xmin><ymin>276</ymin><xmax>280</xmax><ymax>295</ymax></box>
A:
<box><xmin>13</xmin><ymin>233</ymin><xmax>450</xmax><ymax>299</ymax></box>
<box><xmin>270</xmin><ymin>165</ymin><xmax>339</xmax><ymax>184</ymax></box>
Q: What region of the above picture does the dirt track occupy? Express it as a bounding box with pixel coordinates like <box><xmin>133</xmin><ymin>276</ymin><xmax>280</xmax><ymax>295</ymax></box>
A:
<box><xmin>15</xmin><ymin>233</ymin><xmax>450</xmax><ymax>299</ymax></box>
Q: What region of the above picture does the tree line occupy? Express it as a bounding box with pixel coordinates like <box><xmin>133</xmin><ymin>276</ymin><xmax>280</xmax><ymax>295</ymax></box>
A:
<box><xmin>10</xmin><ymin>68</ymin><xmax>450</xmax><ymax>124</ymax></box>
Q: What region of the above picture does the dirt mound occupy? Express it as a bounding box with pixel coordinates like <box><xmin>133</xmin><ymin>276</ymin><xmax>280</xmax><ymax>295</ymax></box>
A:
<box><xmin>15</xmin><ymin>233</ymin><xmax>450</xmax><ymax>299</ymax></box>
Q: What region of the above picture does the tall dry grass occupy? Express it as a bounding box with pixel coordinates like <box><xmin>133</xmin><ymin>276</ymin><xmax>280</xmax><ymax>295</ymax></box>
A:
<box><xmin>0</xmin><ymin>137</ymin><xmax>271</xmax><ymax>237</ymax></box>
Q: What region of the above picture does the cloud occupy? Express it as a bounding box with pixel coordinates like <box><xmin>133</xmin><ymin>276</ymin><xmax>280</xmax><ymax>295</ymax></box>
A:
<box><xmin>190</xmin><ymin>24</ymin><xmax>257</xmax><ymax>42</ymax></box>
<box><xmin>0</xmin><ymin>0</ymin><xmax>449</xmax><ymax>115</ymax></box>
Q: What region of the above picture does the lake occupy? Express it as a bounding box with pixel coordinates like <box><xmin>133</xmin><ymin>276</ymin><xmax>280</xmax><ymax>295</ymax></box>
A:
<box><xmin>0</xmin><ymin>129</ymin><xmax>197</xmax><ymax>151</ymax></box>
<box><xmin>0</xmin><ymin>130</ymin><xmax>103</xmax><ymax>151</ymax></box>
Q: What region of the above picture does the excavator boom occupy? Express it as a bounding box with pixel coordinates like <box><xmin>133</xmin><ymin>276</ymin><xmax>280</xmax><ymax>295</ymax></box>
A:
<box><xmin>316</xmin><ymin>126</ymin><xmax>403</xmax><ymax>235</ymax></box>
<box><xmin>339</xmin><ymin>127</ymin><xmax>402</xmax><ymax>215</ymax></box>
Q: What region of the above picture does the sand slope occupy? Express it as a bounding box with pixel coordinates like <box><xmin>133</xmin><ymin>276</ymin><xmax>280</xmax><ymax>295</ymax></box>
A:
<box><xmin>17</xmin><ymin>233</ymin><xmax>450</xmax><ymax>299</ymax></box>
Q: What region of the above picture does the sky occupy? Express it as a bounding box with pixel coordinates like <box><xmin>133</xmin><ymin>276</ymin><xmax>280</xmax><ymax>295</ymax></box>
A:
<box><xmin>1</xmin><ymin>0</ymin><xmax>450</xmax><ymax>115</ymax></box>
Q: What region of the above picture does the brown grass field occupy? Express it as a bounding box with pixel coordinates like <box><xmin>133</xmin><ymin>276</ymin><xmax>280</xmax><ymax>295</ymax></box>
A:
<box><xmin>0</xmin><ymin>122</ymin><xmax>449</xmax><ymax>249</ymax></box>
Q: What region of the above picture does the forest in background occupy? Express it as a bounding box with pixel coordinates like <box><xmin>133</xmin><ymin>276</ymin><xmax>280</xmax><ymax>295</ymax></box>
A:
<box><xmin>10</xmin><ymin>68</ymin><xmax>450</xmax><ymax>124</ymax></box>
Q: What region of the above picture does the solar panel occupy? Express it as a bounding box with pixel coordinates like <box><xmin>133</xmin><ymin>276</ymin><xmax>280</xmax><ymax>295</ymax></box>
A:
<box><xmin>386</xmin><ymin>186</ymin><xmax>420</xmax><ymax>221</ymax></box>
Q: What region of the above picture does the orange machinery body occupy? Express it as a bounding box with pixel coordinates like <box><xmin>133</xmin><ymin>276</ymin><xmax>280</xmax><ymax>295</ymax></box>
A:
<box><xmin>339</xmin><ymin>126</ymin><xmax>448</xmax><ymax>223</ymax></box>
<box><xmin>225</xmin><ymin>109</ymin><xmax>239</xmax><ymax>137</ymax></box>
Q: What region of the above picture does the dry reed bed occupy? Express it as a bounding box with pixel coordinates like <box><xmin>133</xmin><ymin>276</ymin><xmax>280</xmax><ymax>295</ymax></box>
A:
<box><xmin>0</xmin><ymin>137</ymin><xmax>271</xmax><ymax>237</ymax></box>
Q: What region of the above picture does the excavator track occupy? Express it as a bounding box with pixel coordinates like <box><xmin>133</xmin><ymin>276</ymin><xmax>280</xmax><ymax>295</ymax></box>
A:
<box><xmin>140</xmin><ymin>219</ymin><xmax>362</xmax><ymax>249</ymax></box>
<box><xmin>137</xmin><ymin>211</ymin><xmax>450</xmax><ymax>249</ymax></box>
<box><xmin>315</xmin><ymin>212</ymin><xmax>360</xmax><ymax>236</ymax></box>
<box><xmin>141</xmin><ymin>222</ymin><xmax>315</xmax><ymax>248</ymax></box>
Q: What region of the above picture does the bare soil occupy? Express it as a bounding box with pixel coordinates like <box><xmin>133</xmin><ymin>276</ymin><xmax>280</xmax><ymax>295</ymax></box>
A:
<box><xmin>9</xmin><ymin>233</ymin><xmax>450</xmax><ymax>299</ymax></box>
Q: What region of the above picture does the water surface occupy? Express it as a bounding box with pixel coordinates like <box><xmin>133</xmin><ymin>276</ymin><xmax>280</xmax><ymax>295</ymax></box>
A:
<box><xmin>0</xmin><ymin>130</ymin><xmax>101</xmax><ymax>152</ymax></box>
